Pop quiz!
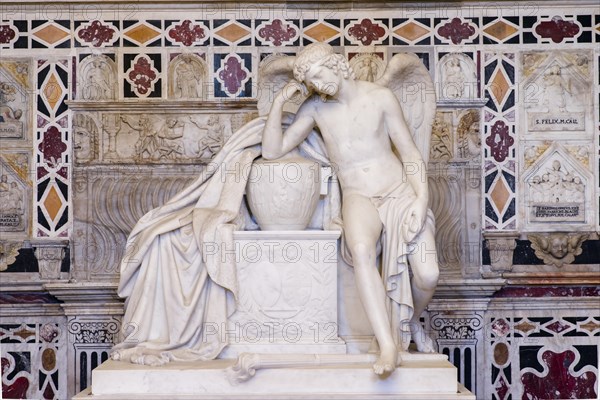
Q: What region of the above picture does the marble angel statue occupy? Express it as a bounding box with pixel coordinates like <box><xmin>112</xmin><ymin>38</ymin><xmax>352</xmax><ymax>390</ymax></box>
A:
<box><xmin>112</xmin><ymin>43</ymin><xmax>438</xmax><ymax>376</ymax></box>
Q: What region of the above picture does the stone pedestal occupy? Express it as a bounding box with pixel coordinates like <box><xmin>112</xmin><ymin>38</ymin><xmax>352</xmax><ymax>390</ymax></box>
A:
<box><xmin>75</xmin><ymin>353</ymin><xmax>474</xmax><ymax>399</ymax></box>
<box><xmin>220</xmin><ymin>230</ymin><xmax>346</xmax><ymax>357</ymax></box>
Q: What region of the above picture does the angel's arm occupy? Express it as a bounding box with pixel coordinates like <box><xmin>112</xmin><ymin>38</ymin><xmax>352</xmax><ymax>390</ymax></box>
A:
<box><xmin>262</xmin><ymin>81</ymin><xmax>315</xmax><ymax>160</ymax></box>
<box><xmin>382</xmin><ymin>89</ymin><xmax>428</xmax><ymax>202</ymax></box>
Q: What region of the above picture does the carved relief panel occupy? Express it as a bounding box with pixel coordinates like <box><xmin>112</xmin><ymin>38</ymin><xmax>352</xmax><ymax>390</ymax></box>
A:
<box><xmin>520</xmin><ymin>143</ymin><xmax>594</xmax><ymax>231</ymax></box>
<box><xmin>430</xmin><ymin>109</ymin><xmax>481</xmax><ymax>163</ymax></box>
<box><xmin>437</xmin><ymin>53</ymin><xmax>478</xmax><ymax>100</ymax></box>
<box><xmin>0</xmin><ymin>59</ymin><xmax>32</xmax><ymax>143</ymax></box>
<box><xmin>76</xmin><ymin>54</ymin><xmax>117</xmax><ymax>101</ymax></box>
<box><xmin>0</xmin><ymin>153</ymin><xmax>31</xmax><ymax>237</ymax></box>
<box><xmin>168</xmin><ymin>54</ymin><xmax>208</xmax><ymax>99</ymax></box>
<box><xmin>521</xmin><ymin>50</ymin><xmax>593</xmax><ymax>138</ymax></box>
<box><xmin>72</xmin><ymin>110</ymin><xmax>255</xmax><ymax>165</ymax></box>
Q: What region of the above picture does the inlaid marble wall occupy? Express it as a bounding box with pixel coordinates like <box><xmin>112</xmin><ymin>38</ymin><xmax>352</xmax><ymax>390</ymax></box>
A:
<box><xmin>1</xmin><ymin>2</ymin><xmax>599</xmax><ymax>400</ymax></box>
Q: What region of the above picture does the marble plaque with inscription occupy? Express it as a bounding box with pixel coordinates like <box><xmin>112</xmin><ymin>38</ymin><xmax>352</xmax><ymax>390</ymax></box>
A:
<box><xmin>527</xmin><ymin>113</ymin><xmax>585</xmax><ymax>131</ymax></box>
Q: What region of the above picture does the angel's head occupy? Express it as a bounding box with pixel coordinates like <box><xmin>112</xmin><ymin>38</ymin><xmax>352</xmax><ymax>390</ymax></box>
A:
<box><xmin>293</xmin><ymin>43</ymin><xmax>355</xmax><ymax>96</ymax></box>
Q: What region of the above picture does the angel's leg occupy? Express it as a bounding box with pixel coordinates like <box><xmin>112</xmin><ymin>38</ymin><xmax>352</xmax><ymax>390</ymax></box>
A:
<box><xmin>342</xmin><ymin>193</ymin><xmax>397</xmax><ymax>375</ymax></box>
<box><xmin>407</xmin><ymin>224</ymin><xmax>439</xmax><ymax>352</ymax></box>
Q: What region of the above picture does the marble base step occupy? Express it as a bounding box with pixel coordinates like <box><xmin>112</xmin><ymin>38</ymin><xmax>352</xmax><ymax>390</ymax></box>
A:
<box><xmin>74</xmin><ymin>352</ymin><xmax>475</xmax><ymax>399</ymax></box>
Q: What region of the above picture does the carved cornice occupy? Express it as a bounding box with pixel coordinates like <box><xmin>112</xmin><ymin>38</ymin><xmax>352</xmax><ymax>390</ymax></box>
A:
<box><xmin>503</xmin><ymin>272</ymin><xmax>600</xmax><ymax>286</ymax></box>
<box><xmin>437</xmin><ymin>99</ymin><xmax>488</xmax><ymax>109</ymax></box>
<box><xmin>44</xmin><ymin>281</ymin><xmax>121</xmax><ymax>304</ymax></box>
<box><xmin>434</xmin><ymin>278</ymin><xmax>505</xmax><ymax>299</ymax></box>
<box><xmin>66</xmin><ymin>100</ymin><xmax>257</xmax><ymax>112</ymax></box>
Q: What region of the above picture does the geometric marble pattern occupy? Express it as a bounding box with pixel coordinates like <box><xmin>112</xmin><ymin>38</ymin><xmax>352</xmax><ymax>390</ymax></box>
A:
<box><xmin>482</xmin><ymin>51</ymin><xmax>517</xmax><ymax>230</ymax></box>
<box><xmin>123</xmin><ymin>22</ymin><xmax>161</xmax><ymax>46</ymax></box>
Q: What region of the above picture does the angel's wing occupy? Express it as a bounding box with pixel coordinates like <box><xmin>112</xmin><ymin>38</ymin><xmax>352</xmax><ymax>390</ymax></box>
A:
<box><xmin>375</xmin><ymin>53</ymin><xmax>436</xmax><ymax>165</ymax></box>
<box><xmin>528</xmin><ymin>234</ymin><xmax>549</xmax><ymax>262</ymax></box>
<box><xmin>256</xmin><ymin>54</ymin><xmax>296</xmax><ymax>117</ymax></box>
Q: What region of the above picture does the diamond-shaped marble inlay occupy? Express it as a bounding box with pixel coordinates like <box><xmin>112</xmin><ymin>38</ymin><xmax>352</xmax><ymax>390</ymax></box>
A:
<box><xmin>12</xmin><ymin>327</ymin><xmax>36</xmax><ymax>341</ymax></box>
<box><xmin>514</xmin><ymin>320</ymin><xmax>537</xmax><ymax>334</ymax></box>
<box><xmin>545</xmin><ymin>320</ymin><xmax>571</xmax><ymax>333</ymax></box>
<box><xmin>394</xmin><ymin>21</ymin><xmax>429</xmax><ymax>41</ymax></box>
<box><xmin>304</xmin><ymin>23</ymin><xmax>339</xmax><ymax>42</ymax></box>
<box><xmin>489</xmin><ymin>69</ymin><xmax>510</xmax><ymax>105</ymax></box>
<box><xmin>215</xmin><ymin>23</ymin><xmax>250</xmax><ymax>43</ymax></box>
<box><xmin>490</xmin><ymin>177</ymin><xmax>510</xmax><ymax>214</ymax></box>
<box><xmin>43</xmin><ymin>73</ymin><xmax>63</xmax><ymax>111</ymax></box>
<box><xmin>579</xmin><ymin>320</ymin><xmax>600</xmax><ymax>333</ymax></box>
<box><xmin>124</xmin><ymin>23</ymin><xmax>161</xmax><ymax>45</ymax></box>
<box><xmin>484</xmin><ymin>20</ymin><xmax>518</xmax><ymax>41</ymax></box>
<box><xmin>33</xmin><ymin>23</ymin><xmax>69</xmax><ymax>45</ymax></box>
<box><xmin>44</xmin><ymin>185</ymin><xmax>63</xmax><ymax>222</ymax></box>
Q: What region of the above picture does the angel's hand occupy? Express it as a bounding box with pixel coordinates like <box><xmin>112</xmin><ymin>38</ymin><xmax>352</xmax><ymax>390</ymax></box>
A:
<box><xmin>403</xmin><ymin>199</ymin><xmax>427</xmax><ymax>242</ymax></box>
<box><xmin>278</xmin><ymin>80</ymin><xmax>310</xmax><ymax>104</ymax></box>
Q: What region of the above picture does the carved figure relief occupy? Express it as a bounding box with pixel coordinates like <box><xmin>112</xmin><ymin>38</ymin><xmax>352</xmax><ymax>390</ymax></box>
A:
<box><xmin>101</xmin><ymin>113</ymin><xmax>232</xmax><ymax>163</ymax></box>
<box><xmin>522</xmin><ymin>51</ymin><xmax>592</xmax><ymax>134</ymax></box>
<box><xmin>529</xmin><ymin>233</ymin><xmax>589</xmax><ymax>267</ymax></box>
<box><xmin>168</xmin><ymin>54</ymin><xmax>208</xmax><ymax>99</ymax></box>
<box><xmin>524</xmin><ymin>144</ymin><xmax>550</xmax><ymax>169</ymax></box>
<box><xmin>437</xmin><ymin>53</ymin><xmax>477</xmax><ymax>100</ymax></box>
<box><xmin>349</xmin><ymin>53</ymin><xmax>385</xmax><ymax>82</ymax></box>
<box><xmin>194</xmin><ymin>114</ymin><xmax>224</xmax><ymax>158</ymax></box>
<box><xmin>0</xmin><ymin>59</ymin><xmax>31</xmax><ymax>140</ymax></box>
<box><xmin>73</xmin><ymin>113</ymin><xmax>99</xmax><ymax>164</ymax></box>
<box><xmin>430</xmin><ymin>113</ymin><xmax>453</xmax><ymax>161</ymax></box>
<box><xmin>78</xmin><ymin>55</ymin><xmax>117</xmax><ymax>101</ymax></box>
<box><xmin>457</xmin><ymin>109</ymin><xmax>480</xmax><ymax>159</ymax></box>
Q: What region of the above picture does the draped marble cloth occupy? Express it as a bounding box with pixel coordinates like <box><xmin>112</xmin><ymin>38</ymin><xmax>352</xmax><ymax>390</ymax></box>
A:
<box><xmin>111</xmin><ymin>115</ymin><xmax>430</xmax><ymax>365</ymax></box>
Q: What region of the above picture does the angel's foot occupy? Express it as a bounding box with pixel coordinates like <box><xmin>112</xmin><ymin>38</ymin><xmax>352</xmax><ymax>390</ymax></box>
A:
<box><xmin>372</xmin><ymin>346</ymin><xmax>398</xmax><ymax>376</ymax></box>
<box><xmin>410</xmin><ymin>323</ymin><xmax>436</xmax><ymax>353</ymax></box>
<box><xmin>131</xmin><ymin>352</ymin><xmax>169</xmax><ymax>367</ymax></box>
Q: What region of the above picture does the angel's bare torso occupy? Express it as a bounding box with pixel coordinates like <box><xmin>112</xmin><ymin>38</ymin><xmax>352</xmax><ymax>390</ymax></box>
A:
<box><xmin>299</xmin><ymin>81</ymin><xmax>409</xmax><ymax>198</ymax></box>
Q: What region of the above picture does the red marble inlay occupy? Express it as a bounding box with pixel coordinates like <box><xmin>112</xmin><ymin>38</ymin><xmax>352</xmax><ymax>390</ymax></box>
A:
<box><xmin>348</xmin><ymin>19</ymin><xmax>386</xmax><ymax>46</ymax></box>
<box><xmin>37</xmin><ymin>115</ymin><xmax>49</xmax><ymax>128</ymax></box>
<box><xmin>546</xmin><ymin>320</ymin><xmax>571</xmax><ymax>333</ymax></box>
<box><xmin>39</xmin><ymin>126</ymin><xmax>67</xmax><ymax>165</ymax></box>
<box><xmin>493</xmin><ymin>286</ymin><xmax>600</xmax><ymax>298</ymax></box>
<box><xmin>521</xmin><ymin>350</ymin><xmax>598</xmax><ymax>399</ymax></box>
<box><xmin>168</xmin><ymin>20</ymin><xmax>206</xmax><ymax>46</ymax></box>
<box><xmin>42</xmin><ymin>381</ymin><xmax>55</xmax><ymax>399</ymax></box>
<box><xmin>495</xmin><ymin>375</ymin><xmax>509</xmax><ymax>400</ymax></box>
<box><xmin>0</xmin><ymin>292</ymin><xmax>60</xmax><ymax>304</ymax></box>
<box><xmin>1</xmin><ymin>358</ymin><xmax>30</xmax><ymax>399</ymax></box>
<box><xmin>56</xmin><ymin>115</ymin><xmax>68</xmax><ymax>128</ymax></box>
<box><xmin>56</xmin><ymin>166</ymin><xmax>68</xmax><ymax>179</ymax></box>
<box><xmin>437</xmin><ymin>18</ymin><xmax>476</xmax><ymax>45</ymax></box>
<box><xmin>486</xmin><ymin>120</ymin><xmax>513</xmax><ymax>162</ymax></box>
<box><xmin>535</xmin><ymin>16</ymin><xmax>580</xmax><ymax>43</ymax></box>
<box><xmin>127</xmin><ymin>56</ymin><xmax>157</xmax><ymax>95</ymax></box>
<box><xmin>218</xmin><ymin>55</ymin><xmax>248</xmax><ymax>96</ymax></box>
<box><xmin>37</xmin><ymin>166</ymin><xmax>49</xmax><ymax>180</ymax></box>
<box><xmin>77</xmin><ymin>20</ymin><xmax>116</xmax><ymax>47</ymax></box>
<box><xmin>491</xmin><ymin>318</ymin><xmax>510</xmax><ymax>337</ymax></box>
<box><xmin>258</xmin><ymin>19</ymin><xmax>297</xmax><ymax>46</ymax></box>
<box><xmin>0</xmin><ymin>24</ymin><xmax>17</xmax><ymax>44</ymax></box>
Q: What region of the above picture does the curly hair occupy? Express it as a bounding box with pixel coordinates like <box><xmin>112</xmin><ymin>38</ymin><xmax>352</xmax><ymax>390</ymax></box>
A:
<box><xmin>293</xmin><ymin>43</ymin><xmax>355</xmax><ymax>82</ymax></box>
